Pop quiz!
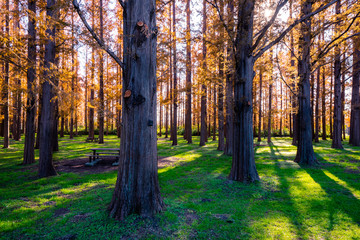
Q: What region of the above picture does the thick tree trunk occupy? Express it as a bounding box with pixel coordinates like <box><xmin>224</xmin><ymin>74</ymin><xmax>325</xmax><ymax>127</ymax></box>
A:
<box><xmin>294</xmin><ymin>0</ymin><xmax>316</xmax><ymax>165</ymax></box>
<box><xmin>349</xmin><ymin>34</ymin><xmax>360</xmax><ymax>146</ymax></box>
<box><xmin>108</xmin><ymin>0</ymin><xmax>164</xmax><ymax>220</ymax></box>
<box><xmin>171</xmin><ymin>0</ymin><xmax>178</xmax><ymax>146</ymax></box>
<box><xmin>229</xmin><ymin>0</ymin><xmax>259</xmax><ymax>182</ymax></box>
<box><xmin>199</xmin><ymin>0</ymin><xmax>207</xmax><ymax>147</ymax></box>
<box><xmin>98</xmin><ymin>0</ymin><xmax>105</xmax><ymax>144</ymax></box>
<box><xmin>257</xmin><ymin>68</ymin><xmax>263</xmax><ymax>142</ymax></box>
<box><xmin>331</xmin><ymin>0</ymin><xmax>343</xmax><ymax>149</ymax></box>
<box><xmin>39</xmin><ymin>0</ymin><xmax>57</xmax><ymax>178</ymax></box>
<box><xmin>184</xmin><ymin>0</ymin><xmax>192</xmax><ymax>143</ymax></box>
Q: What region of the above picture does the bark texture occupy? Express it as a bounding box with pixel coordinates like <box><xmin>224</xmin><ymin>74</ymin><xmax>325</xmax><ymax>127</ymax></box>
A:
<box><xmin>294</xmin><ymin>0</ymin><xmax>317</xmax><ymax>165</ymax></box>
<box><xmin>38</xmin><ymin>0</ymin><xmax>57</xmax><ymax>178</ymax></box>
<box><xmin>108</xmin><ymin>0</ymin><xmax>164</xmax><ymax>220</ymax></box>
<box><xmin>228</xmin><ymin>0</ymin><xmax>259</xmax><ymax>182</ymax></box>
<box><xmin>184</xmin><ymin>0</ymin><xmax>192</xmax><ymax>143</ymax></box>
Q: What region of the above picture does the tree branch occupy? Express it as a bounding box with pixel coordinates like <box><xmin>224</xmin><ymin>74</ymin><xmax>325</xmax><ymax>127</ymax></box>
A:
<box><xmin>73</xmin><ymin>0</ymin><xmax>124</xmax><ymax>69</ymax></box>
<box><xmin>275</xmin><ymin>52</ymin><xmax>297</xmax><ymax>96</ymax></box>
<box><xmin>118</xmin><ymin>0</ymin><xmax>125</xmax><ymax>9</ymax></box>
<box><xmin>254</xmin><ymin>0</ymin><xmax>337</xmax><ymax>61</ymax></box>
<box><xmin>251</xmin><ymin>0</ymin><xmax>288</xmax><ymax>52</ymax></box>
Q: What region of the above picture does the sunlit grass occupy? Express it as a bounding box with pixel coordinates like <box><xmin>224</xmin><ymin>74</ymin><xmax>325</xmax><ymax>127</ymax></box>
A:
<box><xmin>0</xmin><ymin>135</ymin><xmax>359</xmax><ymax>239</ymax></box>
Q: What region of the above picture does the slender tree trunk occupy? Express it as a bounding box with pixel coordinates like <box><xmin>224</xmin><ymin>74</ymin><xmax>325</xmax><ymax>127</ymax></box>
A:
<box><xmin>315</xmin><ymin>65</ymin><xmax>320</xmax><ymax>143</ymax></box>
<box><xmin>349</xmin><ymin>34</ymin><xmax>360</xmax><ymax>146</ymax></box>
<box><xmin>60</xmin><ymin>115</ymin><xmax>64</xmax><ymax>137</ymax></box>
<box><xmin>267</xmin><ymin>82</ymin><xmax>272</xmax><ymax>143</ymax></box>
<box><xmin>39</xmin><ymin>0</ymin><xmax>57</xmax><ymax>178</ymax></box>
<box><xmin>294</xmin><ymin>0</ymin><xmax>316</xmax><ymax>165</ymax></box>
<box><xmin>341</xmin><ymin>59</ymin><xmax>345</xmax><ymax>140</ymax></box>
<box><xmin>280</xmin><ymin>80</ymin><xmax>283</xmax><ymax>136</ymax></box>
<box><xmin>217</xmin><ymin>2</ymin><xmax>225</xmax><ymax>150</ymax></box>
<box><xmin>98</xmin><ymin>0</ymin><xmax>105</xmax><ymax>144</ymax></box>
<box><xmin>311</xmin><ymin>73</ymin><xmax>315</xmax><ymax>140</ymax></box>
<box><xmin>213</xmin><ymin>84</ymin><xmax>216</xmax><ymax>141</ymax></box>
<box><xmin>257</xmin><ymin>68</ymin><xmax>263</xmax><ymax>142</ymax></box>
<box><xmin>200</xmin><ymin>0</ymin><xmax>207</xmax><ymax>147</ymax></box>
<box><xmin>3</xmin><ymin>0</ymin><xmax>10</xmax><ymax>148</ymax></box>
<box><xmin>171</xmin><ymin>0</ymin><xmax>178</xmax><ymax>146</ymax></box>
<box><xmin>290</xmin><ymin>0</ymin><xmax>298</xmax><ymax>146</ymax></box>
<box><xmin>23</xmin><ymin>0</ymin><xmax>37</xmax><ymax>164</ymax></box>
<box><xmin>184</xmin><ymin>0</ymin><xmax>192</xmax><ymax>143</ymax></box>
<box><xmin>159</xmin><ymin>80</ymin><xmax>162</xmax><ymax>137</ymax></box>
<box><xmin>108</xmin><ymin>0</ymin><xmax>164</xmax><ymax>219</ymax></box>
<box><xmin>224</xmin><ymin>0</ymin><xmax>234</xmax><ymax>155</ymax></box>
<box><xmin>331</xmin><ymin>0</ymin><xmax>343</xmax><ymax>149</ymax></box>
<box><xmin>13</xmin><ymin>0</ymin><xmax>21</xmax><ymax>141</ymax></box>
<box><xmin>70</xmin><ymin>12</ymin><xmax>75</xmax><ymax>140</ymax></box>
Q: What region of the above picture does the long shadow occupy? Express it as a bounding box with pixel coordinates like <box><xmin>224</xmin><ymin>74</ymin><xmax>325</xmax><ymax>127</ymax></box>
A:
<box><xmin>269</xmin><ymin>144</ymin><xmax>305</xmax><ymax>239</ymax></box>
<box><xmin>302</xmin><ymin>162</ymin><xmax>360</xmax><ymax>226</ymax></box>
<box><xmin>314</xmin><ymin>153</ymin><xmax>360</xmax><ymax>193</ymax></box>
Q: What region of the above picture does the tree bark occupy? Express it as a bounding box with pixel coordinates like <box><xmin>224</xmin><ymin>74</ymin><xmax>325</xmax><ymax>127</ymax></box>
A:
<box><xmin>217</xmin><ymin>3</ymin><xmax>225</xmax><ymax>150</ymax></box>
<box><xmin>199</xmin><ymin>0</ymin><xmax>207</xmax><ymax>147</ymax></box>
<box><xmin>224</xmin><ymin>0</ymin><xmax>234</xmax><ymax>155</ymax></box>
<box><xmin>184</xmin><ymin>0</ymin><xmax>192</xmax><ymax>143</ymax></box>
<box><xmin>171</xmin><ymin>0</ymin><xmax>178</xmax><ymax>146</ymax></box>
<box><xmin>108</xmin><ymin>0</ymin><xmax>164</xmax><ymax>219</ymax></box>
<box><xmin>321</xmin><ymin>65</ymin><xmax>326</xmax><ymax>140</ymax></box>
<box><xmin>228</xmin><ymin>0</ymin><xmax>259</xmax><ymax>182</ymax></box>
<box><xmin>257</xmin><ymin>68</ymin><xmax>263</xmax><ymax>142</ymax></box>
<box><xmin>267</xmin><ymin>82</ymin><xmax>272</xmax><ymax>143</ymax></box>
<box><xmin>3</xmin><ymin>0</ymin><xmax>10</xmax><ymax>149</ymax></box>
<box><xmin>349</xmin><ymin>34</ymin><xmax>360</xmax><ymax>146</ymax></box>
<box><xmin>331</xmin><ymin>0</ymin><xmax>343</xmax><ymax>149</ymax></box>
<box><xmin>294</xmin><ymin>0</ymin><xmax>317</xmax><ymax>165</ymax></box>
<box><xmin>39</xmin><ymin>0</ymin><xmax>57</xmax><ymax>178</ymax></box>
<box><xmin>314</xmin><ymin>65</ymin><xmax>320</xmax><ymax>143</ymax></box>
<box><xmin>98</xmin><ymin>0</ymin><xmax>105</xmax><ymax>144</ymax></box>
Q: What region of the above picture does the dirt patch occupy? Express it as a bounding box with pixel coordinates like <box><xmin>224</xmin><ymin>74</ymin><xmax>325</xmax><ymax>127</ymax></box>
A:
<box><xmin>71</xmin><ymin>213</ymin><xmax>92</xmax><ymax>223</ymax></box>
<box><xmin>54</xmin><ymin>208</ymin><xmax>70</xmax><ymax>217</ymax></box>
<box><xmin>54</xmin><ymin>156</ymin><xmax>183</xmax><ymax>174</ymax></box>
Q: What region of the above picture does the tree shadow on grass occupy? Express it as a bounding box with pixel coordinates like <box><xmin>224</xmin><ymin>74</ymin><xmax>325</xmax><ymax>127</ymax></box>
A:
<box><xmin>269</xmin><ymin>144</ymin><xmax>306</xmax><ymax>239</ymax></box>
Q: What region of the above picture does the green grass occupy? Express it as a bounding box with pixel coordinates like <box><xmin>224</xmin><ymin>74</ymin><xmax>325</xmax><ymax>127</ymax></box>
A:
<box><xmin>0</xmin><ymin>135</ymin><xmax>359</xmax><ymax>239</ymax></box>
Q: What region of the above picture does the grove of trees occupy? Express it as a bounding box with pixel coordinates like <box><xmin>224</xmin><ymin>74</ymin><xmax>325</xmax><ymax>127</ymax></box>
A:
<box><xmin>0</xmin><ymin>0</ymin><xmax>359</xmax><ymax>220</ymax></box>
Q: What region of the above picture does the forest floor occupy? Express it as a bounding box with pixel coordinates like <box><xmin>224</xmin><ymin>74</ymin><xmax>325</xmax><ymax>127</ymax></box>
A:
<box><xmin>0</xmin><ymin>135</ymin><xmax>359</xmax><ymax>239</ymax></box>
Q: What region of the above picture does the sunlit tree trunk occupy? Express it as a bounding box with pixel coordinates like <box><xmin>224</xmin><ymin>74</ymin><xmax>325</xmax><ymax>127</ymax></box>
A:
<box><xmin>171</xmin><ymin>0</ymin><xmax>178</xmax><ymax>146</ymax></box>
<box><xmin>98</xmin><ymin>0</ymin><xmax>105</xmax><ymax>144</ymax></box>
<box><xmin>200</xmin><ymin>0</ymin><xmax>207</xmax><ymax>147</ymax></box>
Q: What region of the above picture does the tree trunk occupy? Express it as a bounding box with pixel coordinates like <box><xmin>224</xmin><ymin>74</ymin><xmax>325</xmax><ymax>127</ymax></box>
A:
<box><xmin>3</xmin><ymin>0</ymin><xmax>10</xmax><ymax>149</ymax></box>
<box><xmin>70</xmin><ymin>12</ymin><xmax>75</xmax><ymax>140</ymax></box>
<box><xmin>98</xmin><ymin>0</ymin><xmax>105</xmax><ymax>144</ymax></box>
<box><xmin>217</xmin><ymin>5</ymin><xmax>225</xmax><ymax>150</ymax></box>
<box><xmin>267</xmin><ymin>82</ymin><xmax>272</xmax><ymax>143</ymax></box>
<box><xmin>213</xmin><ymin>84</ymin><xmax>216</xmax><ymax>141</ymax></box>
<box><xmin>257</xmin><ymin>68</ymin><xmax>263</xmax><ymax>142</ymax></box>
<box><xmin>349</xmin><ymin>34</ymin><xmax>360</xmax><ymax>146</ymax></box>
<box><xmin>199</xmin><ymin>0</ymin><xmax>207</xmax><ymax>147</ymax></box>
<box><xmin>331</xmin><ymin>0</ymin><xmax>343</xmax><ymax>149</ymax></box>
<box><xmin>60</xmin><ymin>115</ymin><xmax>64</xmax><ymax>137</ymax></box>
<box><xmin>184</xmin><ymin>0</ymin><xmax>192</xmax><ymax>143</ymax></box>
<box><xmin>294</xmin><ymin>0</ymin><xmax>316</xmax><ymax>165</ymax></box>
<box><xmin>228</xmin><ymin>0</ymin><xmax>259</xmax><ymax>182</ymax></box>
<box><xmin>314</xmin><ymin>65</ymin><xmax>320</xmax><ymax>143</ymax></box>
<box><xmin>290</xmin><ymin>0</ymin><xmax>298</xmax><ymax>146</ymax></box>
<box><xmin>108</xmin><ymin>0</ymin><xmax>164</xmax><ymax>220</ymax></box>
<box><xmin>171</xmin><ymin>0</ymin><xmax>178</xmax><ymax>146</ymax></box>
<box><xmin>280</xmin><ymin>80</ymin><xmax>283</xmax><ymax>136</ymax></box>
<box><xmin>322</xmin><ymin>66</ymin><xmax>327</xmax><ymax>140</ymax></box>
<box><xmin>39</xmin><ymin>0</ymin><xmax>57</xmax><ymax>178</ymax></box>
<box><xmin>224</xmin><ymin>0</ymin><xmax>234</xmax><ymax>155</ymax></box>
<box><xmin>13</xmin><ymin>0</ymin><xmax>21</xmax><ymax>141</ymax></box>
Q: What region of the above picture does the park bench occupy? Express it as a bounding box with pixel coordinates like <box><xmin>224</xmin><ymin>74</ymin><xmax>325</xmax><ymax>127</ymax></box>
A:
<box><xmin>85</xmin><ymin>137</ymin><xmax>99</xmax><ymax>142</ymax></box>
<box><xmin>85</xmin><ymin>148</ymin><xmax>120</xmax><ymax>166</ymax></box>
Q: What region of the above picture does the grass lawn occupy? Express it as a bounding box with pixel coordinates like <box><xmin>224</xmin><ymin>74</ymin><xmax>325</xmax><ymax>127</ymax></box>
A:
<box><xmin>0</xmin><ymin>135</ymin><xmax>359</xmax><ymax>239</ymax></box>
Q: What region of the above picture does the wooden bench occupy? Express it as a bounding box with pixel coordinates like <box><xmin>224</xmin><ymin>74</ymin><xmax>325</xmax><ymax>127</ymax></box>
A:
<box><xmin>85</xmin><ymin>137</ymin><xmax>99</xmax><ymax>142</ymax></box>
<box><xmin>85</xmin><ymin>148</ymin><xmax>120</xmax><ymax>166</ymax></box>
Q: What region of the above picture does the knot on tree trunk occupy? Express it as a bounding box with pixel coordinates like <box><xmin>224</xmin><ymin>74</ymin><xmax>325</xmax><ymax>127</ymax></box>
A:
<box><xmin>134</xmin><ymin>21</ymin><xmax>149</xmax><ymax>47</ymax></box>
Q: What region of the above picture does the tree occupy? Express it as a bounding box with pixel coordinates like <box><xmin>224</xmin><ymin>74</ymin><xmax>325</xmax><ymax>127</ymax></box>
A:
<box><xmin>39</xmin><ymin>0</ymin><xmax>58</xmax><ymax>178</ymax></box>
<box><xmin>98</xmin><ymin>0</ymin><xmax>105</xmax><ymax>144</ymax></box>
<box><xmin>2</xmin><ymin>0</ymin><xmax>10</xmax><ymax>149</ymax></box>
<box><xmin>74</xmin><ymin>0</ymin><xmax>163</xmax><ymax>219</ymax></box>
<box><xmin>184</xmin><ymin>0</ymin><xmax>192</xmax><ymax>144</ymax></box>
<box><xmin>199</xmin><ymin>0</ymin><xmax>207</xmax><ymax>147</ymax></box>
<box><xmin>23</xmin><ymin>0</ymin><xmax>37</xmax><ymax>165</ymax></box>
<box><xmin>294</xmin><ymin>0</ymin><xmax>316</xmax><ymax>165</ymax></box>
<box><xmin>331</xmin><ymin>0</ymin><xmax>343</xmax><ymax>149</ymax></box>
<box><xmin>349</xmin><ymin>33</ymin><xmax>360</xmax><ymax>146</ymax></box>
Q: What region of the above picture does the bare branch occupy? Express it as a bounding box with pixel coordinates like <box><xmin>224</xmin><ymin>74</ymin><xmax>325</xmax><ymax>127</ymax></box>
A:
<box><xmin>118</xmin><ymin>0</ymin><xmax>125</xmax><ymax>9</ymax></box>
<box><xmin>275</xmin><ymin>52</ymin><xmax>297</xmax><ymax>96</ymax></box>
<box><xmin>252</xmin><ymin>0</ymin><xmax>288</xmax><ymax>52</ymax></box>
<box><xmin>254</xmin><ymin>0</ymin><xmax>337</xmax><ymax>61</ymax></box>
<box><xmin>73</xmin><ymin>0</ymin><xmax>124</xmax><ymax>69</ymax></box>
